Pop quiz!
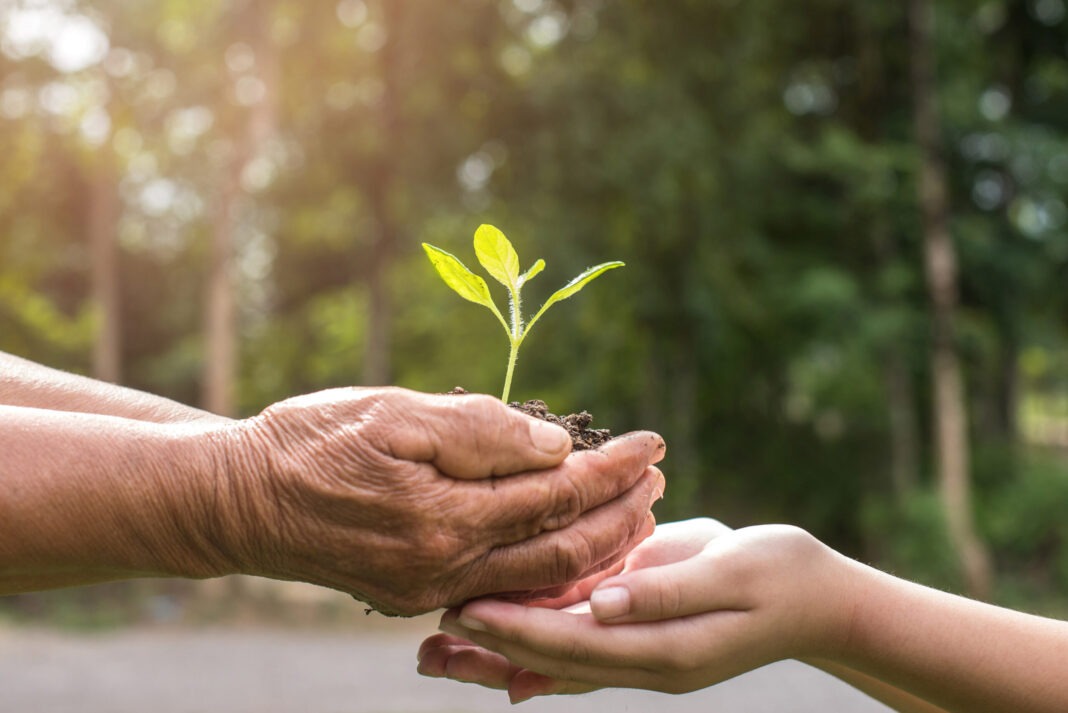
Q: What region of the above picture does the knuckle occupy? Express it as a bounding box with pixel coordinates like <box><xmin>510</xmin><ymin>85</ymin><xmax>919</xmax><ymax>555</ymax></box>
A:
<box><xmin>656</xmin><ymin>579</ymin><xmax>685</xmax><ymax>619</ymax></box>
<box><xmin>561</xmin><ymin>637</ymin><xmax>595</xmax><ymax>665</ymax></box>
<box><xmin>549</xmin><ymin>532</ymin><xmax>592</xmax><ymax>583</ymax></box>
<box><xmin>545</xmin><ymin>476</ymin><xmax>584</xmax><ymax>530</ymax></box>
<box><xmin>460</xmin><ymin>393</ymin><xmax>506</xmax><ymax>434</ymax></box>
<box><xmin>449</xmin><ymin>393</ymin><xmax>509</xmax><ymax>472</ymax></box>
<box><xmin>422</xmin><ymin>529</ymin><xmax>460</xmax><ymax>562</ymax></box>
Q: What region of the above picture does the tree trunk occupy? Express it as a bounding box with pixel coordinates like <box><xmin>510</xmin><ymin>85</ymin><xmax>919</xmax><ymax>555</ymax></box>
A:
<box><xmin>883</xmin><ymin>352</ymin><xmax>921</xmax><ymax>500</ymax></box>
<box><xmin>361</xmin><ymin>0</ymin><xmax>404</xmax><ymax>386</ymax></box>
<box><xmin>909</xmin><ymin>0</ymin><xmax>993</xmax><ymax>599</ymax></box>
<box><xmin>855</xmin><ymin>8</ymin><xmax>920</xmax><ymax>502</ymax></box>
<box><xmin>204</xmin><ymin>165</ymin><xmax>239</xmax><ymax>416</ymax></box>
<box><xmin>88</xmin><ymin>163</ymin><xmax>121</xmax><ymax>384</ymax></box>
<box><xmin>996</xmin><ymin>338</ymin><xmax>1019</xmax><ymax>441</ymax></box>
<box><xmin>203</xmin><ymin>0</ymin><xmax>278</xmax><ymax>416</ymax></box>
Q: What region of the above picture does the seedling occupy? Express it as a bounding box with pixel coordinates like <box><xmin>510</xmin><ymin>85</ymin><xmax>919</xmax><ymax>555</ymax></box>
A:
<box><xmin>423</xmin><ymin>224</ymin><xmax>623</xmax><ymax>403</ymax></box>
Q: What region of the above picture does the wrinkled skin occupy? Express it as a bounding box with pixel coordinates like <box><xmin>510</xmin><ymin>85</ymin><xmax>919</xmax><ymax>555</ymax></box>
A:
<box><xmin>209</xmin><ymin>387</ymin><xmax>666</xmax><ymax>616</ymax></box>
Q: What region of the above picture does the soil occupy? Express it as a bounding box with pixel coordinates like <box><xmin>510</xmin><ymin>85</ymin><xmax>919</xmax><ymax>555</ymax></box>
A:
<box><xmin>447</xmin><ymin>387</ymin><xmax>612</xmax><ymax>450</ymax></box>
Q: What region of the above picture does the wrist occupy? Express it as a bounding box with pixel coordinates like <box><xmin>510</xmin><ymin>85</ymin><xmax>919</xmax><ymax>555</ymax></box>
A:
<box><xmin>800</xmin><ymin>547</ymin><xmax>879</xmax><ymax>665</ymax></box>
<box><xmin>112</xmin><ymin>421</ymin><xmax>245</xmax><ymax>580</ymax></box>
<box><xmin>166</xmin><ymin>418</ymin><xmax>286</xmax><ymax>580</ymax></box>
<box><xmin>109</xmin><ymin>418</ymin><xmax>285</xmax><ymax>582</ymax></box>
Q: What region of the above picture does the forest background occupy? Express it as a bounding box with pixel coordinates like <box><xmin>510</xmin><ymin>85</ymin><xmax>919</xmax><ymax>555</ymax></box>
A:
<box><xmin>1</xmin><ymin>0</ymin><xmax>1067</xmax><ymax>621</ymax></box>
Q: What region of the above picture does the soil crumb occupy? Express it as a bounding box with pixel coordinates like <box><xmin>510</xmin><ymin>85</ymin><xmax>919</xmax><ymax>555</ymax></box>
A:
<box><xmin>447</xmin><ymin>387</ymin><xmax>612</xmax><ymax>450</ymax></box>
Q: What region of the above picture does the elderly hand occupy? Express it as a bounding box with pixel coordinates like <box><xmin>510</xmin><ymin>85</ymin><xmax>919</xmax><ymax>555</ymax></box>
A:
<box><xmin>205</xmin><ymin>387</ymin><xmax>666</xmax><ymax>616</ymax></box>
<box><xmin>417</xmin><ymin>519</ymin><xmax>852</xmax><ymax>700</ymax></box>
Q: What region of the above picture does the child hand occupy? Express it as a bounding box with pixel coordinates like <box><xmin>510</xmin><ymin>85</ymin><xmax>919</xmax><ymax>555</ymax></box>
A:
<box><xmin>417</xmin><ymin>519</ymin><xmax>855</xmax><ymax>703</ymax></box>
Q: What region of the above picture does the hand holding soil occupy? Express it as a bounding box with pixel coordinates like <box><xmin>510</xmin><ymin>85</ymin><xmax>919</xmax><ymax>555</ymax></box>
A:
<box><xmin>213</xmin><ymin>386</ymin><xmax>666</xmax><ymax>616</ymax></box>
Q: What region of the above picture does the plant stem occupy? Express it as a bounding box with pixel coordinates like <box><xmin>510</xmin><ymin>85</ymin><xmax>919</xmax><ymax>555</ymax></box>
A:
<box><xmin>501</xmin><ymin>284</ymin><xmax>523</xmax><ymax>403</ymax></box>
<box><xmin>501</xmin><ymin>339</ymin><xmax>519</xmax><ymax>403</ymax></box>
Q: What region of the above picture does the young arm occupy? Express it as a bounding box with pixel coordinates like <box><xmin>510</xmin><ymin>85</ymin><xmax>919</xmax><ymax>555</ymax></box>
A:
<box><xmin>423</xmin><ymin>519</ymin><xmax>1068</xmax><ymax>712</ymax></box>
<box><xmin>814</xmin><ymin>663</ymin><xmax>951</xmax><ymax>713</ymax></box>
<box><xmin>811</xmin><ymin>559</ymin><xmax>1068</xmax><ymax>713</ymax></box>
<box><xmin>0</xmin><ymin>351</ymin><xmax>226</xmax><ymax>423</ymax></box>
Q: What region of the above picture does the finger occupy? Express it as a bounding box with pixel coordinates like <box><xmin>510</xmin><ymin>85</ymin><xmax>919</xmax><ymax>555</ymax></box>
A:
<box><xmin>590</xmin><ymin>541</ymin><xmax>744</xmax><ymax>623</ymax></box>
<box><xmin>418</xmin><ymin>641</ymin><xmax>520</xmax><ymax>689</ymax></box>
<box><xmin>417</xmin><ymin>642</ymin><xmax>475</xmax><ymax>679</ymax></box>
<box><xmin>473</xmin><ymin>469</ymin><xmax>661</xmax><ymax>596</ymax></box>
<box><xmin>473</xmin><ymin>433</ymin><xmax>665</xmax><ymax>541</ymax></box>
<box><xmin>510</xmin><ymin>671</ymin><xmax>598</xmax><ymax>704</ymax></box>
<box><xmin>443</xmin><ymin>646</ymin><xmax>522</xmax><ymax>688</ymax></box>
<box><xmin>419</xmin><ymin>630</ymin><xmax>577</xmax><ymax>702</ymax></box>
<box><xmin>440</xmin><ymin>610</ymin><xmax>659</xmax><ymax>690</ymax></box>
<box><xmin>383</xmin><ymin>389</ymin><xmax>573</xmax><ymax>479</ymax></box>
<box><xmin>417</xmin><ymin>632</ymin><xmax>471</xmax><ymax>665</ymax></box>
<box><xmin>445</xmin><ymin>598</ymin><xmax>736</xmax><ymax>677</ymax></box>
<box><xmin>422</xmin><ymin>623</ymin><xmax>593</xmax><ymax>701</ymax></box>
<box><xmin>617</xmin><ymin>517</ymin><xmax>732</xmax><ymax>572</ymax></box>
<box><xmin>427</xmin><ymin>612</ymin><xmax>523</xmax><ymax>687</ymax></box>
<box><xmin>449</xmin><ymin>601</ymin><xmax>634</xmax><ymax>665</ymax></box>
<box><xmin>508</xmin><ymin>512</ymin><xmax>655</xmax><ymax>603</ymax></box>
<box><xmin>524</xmin><ymin>557</ymin><xmax>628</xmax><ymax>610</ymax></box>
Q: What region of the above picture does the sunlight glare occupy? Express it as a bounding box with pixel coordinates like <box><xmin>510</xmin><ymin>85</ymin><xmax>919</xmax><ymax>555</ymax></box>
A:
<box><xmin>336</xmin><ymin>0</ymin><xmax>368</xmax><ymax>28</ymax></box>
<box><xmin>2</xmin><ymin>6</ymin><xmax>109</xmax><ymax>73</ymax></box>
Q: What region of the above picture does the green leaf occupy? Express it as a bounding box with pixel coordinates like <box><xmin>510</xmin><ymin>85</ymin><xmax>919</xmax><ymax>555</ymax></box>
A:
<box><xmin>473</xmin><ymin>224</ymin><xmax>520</xmax><ymax>289</ymax></box>
<box><xmin>522</xmin><ymin>261</ymin><xmax>624</xmax><ymax>340</ymax></box>
<box><xmin>518</xmin><ymin>258</ymin><xmax>545</xmax><ymax>286</ymax></box>
<box><xmin>545</xmin><ymin>261</ymin><xmax>625</xmax><ymax>306</ymax></box>
<box><xmin>422</xmin><ymin>242</ymin><xmax>497</xmax><ymax>309</ymax></box>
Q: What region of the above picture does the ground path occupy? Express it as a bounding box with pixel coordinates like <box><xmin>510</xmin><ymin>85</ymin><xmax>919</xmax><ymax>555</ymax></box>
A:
<box><xmin>0</xmin><ymin>617</ymin><xmax>894</xmax><ymax>713</ymax></box>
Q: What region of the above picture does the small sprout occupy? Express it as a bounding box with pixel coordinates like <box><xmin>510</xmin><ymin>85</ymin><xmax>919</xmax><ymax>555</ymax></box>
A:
<box><xmin>423</xmin><ymin>224</ymin><xmax>623</xmax><ymax>403</ymax></box>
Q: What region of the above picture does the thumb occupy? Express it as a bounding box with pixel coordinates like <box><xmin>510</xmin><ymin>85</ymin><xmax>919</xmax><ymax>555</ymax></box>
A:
<box><xmin>589</xmin><ymin>550</ymin><xmax>740</xmax><ymax>623</ymax></box>
<box><xmin>387</xmin><ymin>389</ymin><xmax>573</xmax><ymax>479</ymax></box>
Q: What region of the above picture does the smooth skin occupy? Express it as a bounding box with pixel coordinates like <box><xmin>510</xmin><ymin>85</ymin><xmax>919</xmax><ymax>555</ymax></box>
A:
<box><xmin>0</xmin><ymin>352</ymin><xmax>665</xmax><ymax>616</ymax></box>
<box><xmin>420</xmin><ymin>518</ymin><xmax>1068</xmax><ymax>712</ymax></box>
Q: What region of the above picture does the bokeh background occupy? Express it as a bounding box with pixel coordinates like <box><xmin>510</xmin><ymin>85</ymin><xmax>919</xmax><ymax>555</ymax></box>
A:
<box><xmin>1</xmin><ymin>0</ymin><xmax>1068</xmax><ymax>657</ymax></box>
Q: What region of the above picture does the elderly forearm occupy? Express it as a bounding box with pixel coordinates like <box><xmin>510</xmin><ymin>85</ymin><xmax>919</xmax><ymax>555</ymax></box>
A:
<box><xmin>0</xmin><ymin>351</ymin><xmax>228</xmax><ymax>424</ymax></box>
<box><xmin>0</xmin><ymin>404</ymin><xmax>235</xmax><ymax>592</ymax></box>
<box><xmin>819</xmin><ymin>559</ymin><xmax>1068</xmax><ymax>713</ymax></box>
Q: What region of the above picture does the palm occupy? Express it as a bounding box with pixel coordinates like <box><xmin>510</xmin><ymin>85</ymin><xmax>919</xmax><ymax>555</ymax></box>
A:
<box><xmin>416</xmin><ymin>519</ymin><xmax>734</xmax><ymax>699</ymax></box>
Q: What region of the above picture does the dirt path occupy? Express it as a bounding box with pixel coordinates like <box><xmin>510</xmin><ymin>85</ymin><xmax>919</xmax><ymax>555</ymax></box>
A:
<box><xmin>0</xmin><ymin>623</ymin><xmax>891</xmax><ymax>712</ymax></box>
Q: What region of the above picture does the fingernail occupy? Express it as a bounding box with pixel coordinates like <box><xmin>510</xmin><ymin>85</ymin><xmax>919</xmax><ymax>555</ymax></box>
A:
<box><xmin>529</xmin><ymin>420</ymin><xmax>570</xmax><ymax>456</ymax></box>
<box><xmin>457</xmin><ymin>612</ymin><xmax>487</xmax><ymax>632</ymax></box>
<box><xmin>438</xmin><ymin>612</ymin><xmax>465</xmax><ymax>637</ymax></box>
<box><xmin>590</xmin><ymin>586</ymin><xmax>630</xmax><ymax>620</ymax></box>
<box><xmin>416</xmin><ymin>660</ymin><xmax>441</xmax><ymax>677</ymax></box>
<box><xmin>650</xmin><ymin>475</ymin><xmax>665</xmax><ymax>505</ymax></box>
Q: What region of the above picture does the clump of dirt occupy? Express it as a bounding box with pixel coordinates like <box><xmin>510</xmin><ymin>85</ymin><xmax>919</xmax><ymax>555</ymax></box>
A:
<box><xmin>447</xmin><ymin>387</ymin><xmax>612</xmax><ymax>450</ymax></box>
<box><xmin>507</xmin><ymin>398</ymin><xmax>612</xmax><ymax>451</ymax></box>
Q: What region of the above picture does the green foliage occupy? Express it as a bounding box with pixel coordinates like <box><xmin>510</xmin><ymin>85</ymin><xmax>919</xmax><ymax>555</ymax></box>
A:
<box><xmin>862</xmin><ymin>489</ymin><xmax>964</xmax><ymax>593</ymax></box>
<box><xmin>982</xmin><ymin>452</ymin><xmax>1068</xmax><ymax>591</ymax></box>
<box><xmin>423</xmin><ymin>224</ymin><xmax>623</xmax><ymax>402</ymax></box>
<box><xmin>3</xmin><ymin>0</ymin><xmax>1068</xmax><ymax>611</ymax></box>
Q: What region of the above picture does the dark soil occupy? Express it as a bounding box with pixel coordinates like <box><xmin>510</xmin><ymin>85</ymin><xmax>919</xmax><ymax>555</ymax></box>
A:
<box><xmin>447</xmin><ymin>387</ymin><xmax>612</xmax><ymax>450</ymax></box>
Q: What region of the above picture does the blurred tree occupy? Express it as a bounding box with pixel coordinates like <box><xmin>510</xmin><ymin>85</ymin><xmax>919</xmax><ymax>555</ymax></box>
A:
<box><xmin>910</xmin><ymin>0</ymin><xmax>993</xmax><ymax>599</ymax></box>
<box><xmin>87</xmin><ymin>137</ymin><xmax>122</xmax><ymax>383</ymax></box>
<box><xmin>361</xmin><ymin>0</ymin><xmax>402</xmax><ymax>385</ymax></box>
<box><xmin>203</xmin><ymin>0</ymin><xmax>280</xmax><ymax>416</ymax></box>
